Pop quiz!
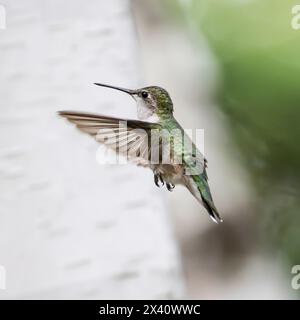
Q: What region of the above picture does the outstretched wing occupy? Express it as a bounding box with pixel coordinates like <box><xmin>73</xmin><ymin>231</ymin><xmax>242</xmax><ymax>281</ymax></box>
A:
<box><xmin>58</xmin><ymin>111</ymin><xmax>161</xmax><ymax>167</ymax></box>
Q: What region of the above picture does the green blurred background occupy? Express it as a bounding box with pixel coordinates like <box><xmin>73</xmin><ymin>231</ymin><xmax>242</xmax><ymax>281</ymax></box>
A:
<box><xmin>133</xmin><ymin>0</ymin><xmax>300</xmax><ymax>297</ymax></box>
<box><xmin>169</xmin><ymin>0</ymin><xmax>300</xmax><ymax>274</ymax></box>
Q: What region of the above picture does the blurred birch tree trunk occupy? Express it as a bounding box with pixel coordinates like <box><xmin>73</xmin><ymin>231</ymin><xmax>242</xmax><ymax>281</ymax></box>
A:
<box><xmin>0</xmin><ymin>0</ymin><xmax>183</xmax><ymax>299</ymax></box>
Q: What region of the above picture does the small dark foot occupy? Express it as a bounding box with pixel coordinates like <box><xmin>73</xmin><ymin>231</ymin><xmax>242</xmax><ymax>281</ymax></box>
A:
<box><xmin>166</xmin><ymin>183</ymin><xmax>175</xmax><ymax>192</ymax></box>
<box><xmin>154</xmin><ymin>173</ymin><xmax>164</xmax><ymax>187</ymax></box>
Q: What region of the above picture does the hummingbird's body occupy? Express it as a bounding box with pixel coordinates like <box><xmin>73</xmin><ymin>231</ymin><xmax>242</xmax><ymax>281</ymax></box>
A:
<box><xmin>59</xmin><ymin>84</ymin><xmax>222</xmax><ymax>223</ymax></box>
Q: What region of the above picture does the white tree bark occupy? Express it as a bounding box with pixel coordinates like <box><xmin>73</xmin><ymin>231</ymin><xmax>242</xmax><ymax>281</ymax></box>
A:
<box><xmin>0</xmin><ymin>0</ymin><xmax>183</xmax><ymax>299</ymax></box>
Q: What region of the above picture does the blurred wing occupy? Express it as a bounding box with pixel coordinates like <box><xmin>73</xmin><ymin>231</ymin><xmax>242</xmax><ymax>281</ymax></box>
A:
<box><xmin>58</xmin><ymin>111</ymin><xmax>161</xmax><ymax>167</ymax></box>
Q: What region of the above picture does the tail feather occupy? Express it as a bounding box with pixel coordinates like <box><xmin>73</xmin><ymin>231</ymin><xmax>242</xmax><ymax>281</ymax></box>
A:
<box><xmin>201</xmin><ymin>195</ymin><xmax>222</xmax><ymax>224</ymax></box>
<box><xmin>184</xmin><ymin>174</ymin><xmax>223</xmax><ymax>223</ymax></box>
<box><xmin>198</xmin><ymin>174</ymin><xmax>222</xmax><ymax>223</ymax></box>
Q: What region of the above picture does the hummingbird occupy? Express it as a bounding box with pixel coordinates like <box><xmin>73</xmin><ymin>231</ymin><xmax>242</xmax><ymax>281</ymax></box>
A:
<box><xmin>58</xmin><ymin>83</ymin><xmax>222</xmax><ymax>223</ymax></box>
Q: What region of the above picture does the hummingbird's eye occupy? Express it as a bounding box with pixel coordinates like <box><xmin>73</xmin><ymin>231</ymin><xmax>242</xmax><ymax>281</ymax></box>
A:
<box><xmin>141</xmin><ymin>91</ymin><xmax>148</xmax><ymax>99</ymax></box>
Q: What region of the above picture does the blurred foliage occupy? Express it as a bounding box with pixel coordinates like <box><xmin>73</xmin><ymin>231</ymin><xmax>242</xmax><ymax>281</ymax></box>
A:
<box><xmin>168</xmin><ymin>0</ymin><xmax>300</xmax><ymax>269</ymax></box>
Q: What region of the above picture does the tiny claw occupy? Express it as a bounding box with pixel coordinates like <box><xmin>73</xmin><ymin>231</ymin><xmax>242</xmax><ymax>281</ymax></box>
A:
<box><xmin>154</xmin><ymin>173</ymin><xmax>164</xmax><ymax>188</ymax></box>
<box><xmin>166</xmin><ymin>183</ymin><xmax>175</xmax><ymax>192</ymax></box>
<box><xmin>154</xmin><ymin>174</ymin><xmax>160</xmax><ymax>187</ymax></box>
<box><xmin>159</xmin><ymin>174</ymin><xmax>164</xmax><ymax>186</ymax></box>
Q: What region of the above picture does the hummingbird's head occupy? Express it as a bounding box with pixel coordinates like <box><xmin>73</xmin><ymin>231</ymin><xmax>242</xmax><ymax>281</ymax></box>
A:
<box><xmin>94</xmin><ymin>83</ymin><xmax>173</xmax><ymax>121</ymax></box>
<box><xmin>137</xmin><ymin>86</ymin><xmax>174</xmax><ymax>119</ymax></box>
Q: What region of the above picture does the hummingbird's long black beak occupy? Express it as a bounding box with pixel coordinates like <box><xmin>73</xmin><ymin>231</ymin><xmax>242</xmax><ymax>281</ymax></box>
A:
<box><xmin>94</xmin><ymin>83</ymin><xmax>135</xmax><ymax>95</ymax></box>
